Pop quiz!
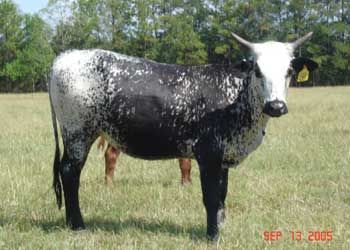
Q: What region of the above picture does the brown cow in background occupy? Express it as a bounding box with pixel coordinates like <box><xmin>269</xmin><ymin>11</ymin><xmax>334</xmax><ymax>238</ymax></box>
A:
<box><xmin>97</xmin><ymin>137</ymin><xmax>192</xmax><ymax>185</ymax></box>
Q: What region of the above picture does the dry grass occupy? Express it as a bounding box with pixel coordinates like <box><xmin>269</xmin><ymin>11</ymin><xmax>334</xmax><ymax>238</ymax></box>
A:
<box><xmin>0</xmin><ymin>87</ymin><xmax>349</xmax><ymax>249</ymax></box>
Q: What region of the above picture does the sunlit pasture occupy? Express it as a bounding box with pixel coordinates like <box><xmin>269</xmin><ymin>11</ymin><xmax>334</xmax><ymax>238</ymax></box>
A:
<box><xmin>0</xmin><ymin>87</ymin><xmax>349</xmax><ymax>249</ymax></box>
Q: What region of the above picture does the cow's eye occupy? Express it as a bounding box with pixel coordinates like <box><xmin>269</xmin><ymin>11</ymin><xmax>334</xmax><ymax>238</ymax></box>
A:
<box><xmin>255</xmin><ymin>66</ymin><xmax>263</xmax><ymax>78</ymax></box>
<box><xmin>286</xmin><ymin>67</ymin><xmax>294</xmax><ymax>77</ymax></box>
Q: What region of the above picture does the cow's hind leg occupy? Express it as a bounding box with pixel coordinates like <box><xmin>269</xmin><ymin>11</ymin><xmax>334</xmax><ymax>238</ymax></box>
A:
<box><xmin>60</xmin><ymin>133</ymin><xmax>94</xmax><ymax>230</ymax></box>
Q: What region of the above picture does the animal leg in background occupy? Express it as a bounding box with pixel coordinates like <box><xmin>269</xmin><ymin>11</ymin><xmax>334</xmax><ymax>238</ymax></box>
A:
<box><xmin>104</xmin><ymin>144</ymin><xmax>120</xmax><ymax>185</ymax></box>
<box><xmin>97</xmin><ymin>137</ymin><xmax>120</xmax><ymax>185</ymax></box>
<box><xmin>179</xmin><ymin>158</ymin><xmax>192</xmax><ymax>185</ymax></box>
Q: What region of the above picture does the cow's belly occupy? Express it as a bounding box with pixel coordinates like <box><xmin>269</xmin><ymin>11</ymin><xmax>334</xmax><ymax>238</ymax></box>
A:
<box><xmin>123</xmin><ymin>130</ymin><xmax>183</xmax><ymax>159</ymax></box>
<box><xmin>103</xmin><ymin>125</ymin><xmax>188</xmax><ymax>160</ymax></box>
<box><xmin>104</xmin><ymin>93</ymin><xmax>196</xmax><ymax>159</ymax></box>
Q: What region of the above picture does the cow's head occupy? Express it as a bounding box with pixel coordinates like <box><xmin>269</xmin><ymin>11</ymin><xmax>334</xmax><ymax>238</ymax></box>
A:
<box><xmin>232</xmin><ymin>32</ymin><xmax>316</xmax><ymax>117</ymax></box>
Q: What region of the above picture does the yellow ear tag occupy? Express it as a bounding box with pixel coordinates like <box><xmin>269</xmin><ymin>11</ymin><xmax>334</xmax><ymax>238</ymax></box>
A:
<box><xmin>297</xmin><ymin>65</ymin><xmax>309</xmax><ymax>83</ymax></box>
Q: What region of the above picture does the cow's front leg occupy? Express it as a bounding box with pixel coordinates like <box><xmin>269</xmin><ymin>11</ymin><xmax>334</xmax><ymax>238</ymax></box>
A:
<box><xmin>194</xmin><ymin>136</ymin><xmax>224</xmax><ymax>241</ymax></box>
<box><xmin>218</xmin><ymin>168</ymin><xmax>228</xmax><ymax>226</ymax></box>
<box><xmin>199</xmin><ymin>165</ymin><xmax>225</xmax><ymax>241</ymax></box>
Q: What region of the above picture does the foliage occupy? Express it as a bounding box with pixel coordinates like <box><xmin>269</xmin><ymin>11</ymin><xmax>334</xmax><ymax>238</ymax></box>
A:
<box><xmin>3</xmin><ymin>15</ymin><xmax>54</xmax><ymax>91</ymax></box>
<box><xmin>0</xmin><ymin>0</ymin><xmax>350</xmax><ymax>91</ymax></box>
<box><xmin>0</xmin><ymin>1</ymin><xmax>54</xmax><ymax>92</ymax></box>
<box><xmin>0</xmin><ymin>0</ymin><xmax>23</xmax><ymax>91</ymax></box>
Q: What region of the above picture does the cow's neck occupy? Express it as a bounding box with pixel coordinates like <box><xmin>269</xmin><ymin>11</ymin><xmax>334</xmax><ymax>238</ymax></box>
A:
<box><xmin>222</xmin><ymin>73</ymin><xmax>269</xmax><ymax>167</ymax></box>
<box><xmin>246</xmin><ymin>73</ymin><xmax>268</xmax><ymax>126</ymax></box>
<box><xmin>227</xmin><ymin>73</ymin><xmax>267</xmax><ymax>127</ymax></box>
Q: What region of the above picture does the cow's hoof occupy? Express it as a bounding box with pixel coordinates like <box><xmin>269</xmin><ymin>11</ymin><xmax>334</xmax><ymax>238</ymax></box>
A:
<box><xmin>71</xmin><ymin>224</ymin><xmax>86</xmax><ymax>231</ymax></box>
<box><xmin>105</xmin><ymin>177</ymin><xmax>114</xmax><ymax>186</ymax></box>
<box><xmin>67</xmin><ymin>218</ymin><xmax>85</xmax><ymax>231</ymax></box>
<box><xmin>217</xmin><ymin>208</ymin><xmax>226</xmax><ymax>227</ymax></box>
<box><xmin>181</xmin><ymin>179</ymin><xmax>192</xmax><ymax>186</ymax></box>
<box><xmin>207</xmin><ymin>233</ymin><xmax>219</xmax><ymax>242</ymax></box>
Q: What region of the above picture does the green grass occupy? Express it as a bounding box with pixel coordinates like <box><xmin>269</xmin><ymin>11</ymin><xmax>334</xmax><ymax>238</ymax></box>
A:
<box><xmin>0</xmin><ymin>87</ymin><xmax>350</xmax><ymax>249</ymax></box>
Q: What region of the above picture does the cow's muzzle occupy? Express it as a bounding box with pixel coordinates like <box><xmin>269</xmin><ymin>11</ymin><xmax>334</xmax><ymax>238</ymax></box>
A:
<box><xmin>263</xmin><ymin>100</ymin><xmax>288</xmax><ymax>117</ymax></box>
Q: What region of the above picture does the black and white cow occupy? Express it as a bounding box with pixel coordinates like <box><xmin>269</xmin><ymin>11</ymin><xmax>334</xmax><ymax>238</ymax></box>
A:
<box><xmin>49</xmin><ymin>33</ymin><xmax>317</xmax><ymax>240</ymax></box>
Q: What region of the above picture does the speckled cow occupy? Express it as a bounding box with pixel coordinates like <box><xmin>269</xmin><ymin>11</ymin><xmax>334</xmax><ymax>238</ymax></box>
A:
<box><xmin>49</xmin><ymin>33</ymin><xmax>317</xmax><ymax>240</ymax></box>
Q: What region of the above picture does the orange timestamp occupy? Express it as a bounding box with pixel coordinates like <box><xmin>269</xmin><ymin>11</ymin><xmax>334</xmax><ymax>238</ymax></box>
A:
<box><xmin>263</xmin><ymin>230</ymin><xmax>333</xmax><ymax>241</ymax></box>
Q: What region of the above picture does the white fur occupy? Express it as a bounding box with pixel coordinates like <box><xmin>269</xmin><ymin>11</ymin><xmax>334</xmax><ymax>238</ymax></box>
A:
<box><xmin>252</xmin><ymin>42</ymin><xmax>293</xmax><ymax>104</ymax></box>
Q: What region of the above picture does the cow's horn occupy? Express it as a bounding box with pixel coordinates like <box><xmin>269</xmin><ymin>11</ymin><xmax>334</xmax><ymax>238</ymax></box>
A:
<box><xmin>291</xmin><ymin>32</ymin><xmax>313</xmax><ymax>50</ymax></box>
<box><xmin>232</xmin><ymin>33</ymin><xmax>254</xmax><ymax>50</ymax></box>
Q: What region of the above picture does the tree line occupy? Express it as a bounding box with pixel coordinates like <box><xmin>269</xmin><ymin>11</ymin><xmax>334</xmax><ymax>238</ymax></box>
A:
<box><xmin>0</xmin><ymin>0</ymin><xmax>349</xmax><ymax>92</ymax></box>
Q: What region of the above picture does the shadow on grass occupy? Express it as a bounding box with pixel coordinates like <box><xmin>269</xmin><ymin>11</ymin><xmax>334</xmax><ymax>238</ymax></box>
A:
<box><xmin>86</xmin><ymin>217</ymin><xmax>206</xmax><ymax>240</ymax></box>
<box><xmin>0</xmin><ymin>215</ymin><xmax>64</xmax><ymax>233</ymax></box>
<box><xmin>1</xmin><ymin>215</ymin><xmax>206</xmax><ymax>241</ymax></box>
<box><xmin>0</xmin><ymin>217</ymin><xmax>9</xmax><ymax>227</ymax></box>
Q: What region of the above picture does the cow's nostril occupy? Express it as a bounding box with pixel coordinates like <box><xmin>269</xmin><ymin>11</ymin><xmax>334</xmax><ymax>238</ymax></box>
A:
<box><xmin>263</xmin><ymin>101</ymin><xmax>288</xmax><ymax>117</ymax></box>
<box><xmin>270</xmin><ymin>102</ymin><xmax>284</xmax><ymax>110</ymax></box>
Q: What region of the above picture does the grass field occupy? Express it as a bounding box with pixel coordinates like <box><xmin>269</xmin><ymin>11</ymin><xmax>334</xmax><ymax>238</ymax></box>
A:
<box><xmin>0</xmin><ymin>87</ymin><xmax>349</xmax><ymax>249</ymax></box>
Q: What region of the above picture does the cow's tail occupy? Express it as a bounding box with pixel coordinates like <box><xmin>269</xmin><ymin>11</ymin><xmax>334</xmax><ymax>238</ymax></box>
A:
<box><xmin>49</xmin><ymin>83</ymin><xmax>62</xmax><ymax>210</ymax></box>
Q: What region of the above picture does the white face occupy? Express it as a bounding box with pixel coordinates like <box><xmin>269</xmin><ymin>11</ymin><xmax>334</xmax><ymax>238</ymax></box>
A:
<box><xmin>253</xmin><ymin>42</ymin><xmax>294</xmax><ymax>104</ymax></box>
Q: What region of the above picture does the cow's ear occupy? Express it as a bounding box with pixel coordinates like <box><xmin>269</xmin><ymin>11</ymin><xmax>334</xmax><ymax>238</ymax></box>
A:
<box><xmin>291</xmin><ymin>57</ymin><xmax>319</xmax><ymax>73</ymax></box>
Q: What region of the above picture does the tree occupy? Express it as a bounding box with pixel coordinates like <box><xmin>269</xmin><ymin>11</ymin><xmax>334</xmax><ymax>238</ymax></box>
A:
<box><xmin>157</xmin><ymin>1</ymin><xmax>207</xmax><ymax>64</ymax></box>
<box><xmin>99</xmin><ymin>0</ymin><xmax>132</xmax><ymax>53</ymax></box>
<box><xmin>0</xmin><ymin>0</ymin><xmax>23</xmax><ymax>91</ymax></box>
<box><xmin>47</xmin><ymin>0</ymin><xmax>101</xmax><ymax>53</ymax></box>
<box><xmin>3</xmin><ymin>14</ymin><xmax>55</xmax><ymax>91</ymax></box>
<box><xmin>128</xmin><ymin>0</ymin><xmax>160</xmax><ymax>60</ymax></box>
